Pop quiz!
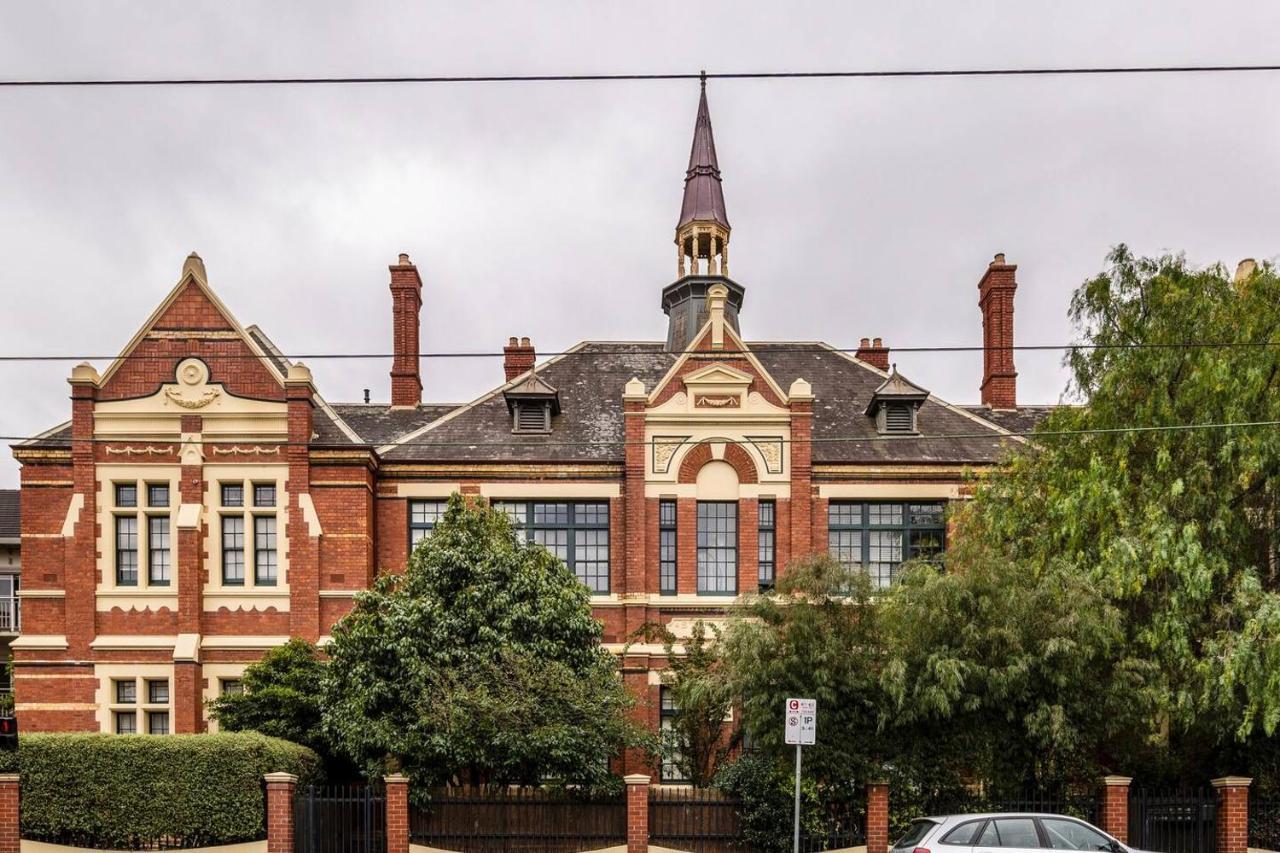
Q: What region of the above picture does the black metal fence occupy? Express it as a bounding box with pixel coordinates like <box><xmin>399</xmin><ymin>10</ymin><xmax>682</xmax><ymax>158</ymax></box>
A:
<box><xmin>294</xmin><ymin>784</ymin><xmax>387</xmax><ymax>853</ymax></box>
<box><xmin>409</xmin><ymin>787</ymin><xmax>626</xmax><ymax>853</ymax></box>
<box><xmin>1251</xmin><ymin>796</ymin><xmax>1280</xmax><ymax>852</ymax></box>
<box><xmin>1129</xmin><ymin>788</ymin><xmax>1217</xmax><ymax>853</ymax></box>
<box><xmin>990</xmin><ymin>789</ymin><xmax>1102</xmax><ymax>824</ymax></box>
<box><xmin>649</xmin><ymin>787</ymin><xmax>741</xmax><ymax>853</ymax></box>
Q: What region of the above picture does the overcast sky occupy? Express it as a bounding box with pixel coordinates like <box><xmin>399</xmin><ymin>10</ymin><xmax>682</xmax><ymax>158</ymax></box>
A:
<box><xmin>3</xmin><ymin>1</ymin><xmax>1280</xmax><ymax>487</ymax></box>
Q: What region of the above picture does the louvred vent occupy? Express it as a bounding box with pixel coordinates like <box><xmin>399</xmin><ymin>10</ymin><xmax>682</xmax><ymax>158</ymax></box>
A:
<box><xmin>885</xmin><ymin>404</ymin><xmax>914</xmax><ymax>433</ymax></box>
<box><xmin>514</xmin><ymin>403</ymin><xmax>549</xmax><ymax>433</ymax></box>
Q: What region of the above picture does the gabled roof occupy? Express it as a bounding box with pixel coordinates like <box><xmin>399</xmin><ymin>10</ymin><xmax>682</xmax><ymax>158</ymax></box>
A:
<box><xmin>503</xmin><ymin>372</ymin><xmax>560</xmax><ymax>415</ymax></box>
<box><xmin>677</xmin><ymin>79</ymin><xmax>730</xmax><ymax>230</ymax></box>
<box><xmin>865</xmin><ymin>366</ymin><xmax>930</xmax><ymax>416</ymax></box>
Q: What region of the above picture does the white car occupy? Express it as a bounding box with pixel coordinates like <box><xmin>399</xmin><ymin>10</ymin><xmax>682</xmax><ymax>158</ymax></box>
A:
<box><xmin>891</xmin><ymin>813</ymin><xmax>1154</xmax><ymax>853</ymax></box>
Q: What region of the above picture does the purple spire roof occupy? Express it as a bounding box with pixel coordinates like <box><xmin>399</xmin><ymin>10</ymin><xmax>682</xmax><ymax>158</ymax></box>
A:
<box><xmin>677</xmin><ymin>76</ymin><xmax>730</xmax><ymax>230</ymax></box>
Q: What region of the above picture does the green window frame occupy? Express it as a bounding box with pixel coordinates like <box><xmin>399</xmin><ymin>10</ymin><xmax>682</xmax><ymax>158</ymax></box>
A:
<box><xmin>659</xmin><ymin>500</ymin><xmax>677</xmax><ymax>595</ymax></box>
<box><xmin>696</xmin><ymin>501</ymin><xmax>737</xmax><ymax>595</ymax></box>
<box><xmin>827</xmin><ymin>501</ymin><xmax>946</xmax><ymax>589</ymax></box>
<box><xmin>408</xmin><ymin>500</ymin><xmax>447</xmax><ymax>551</ymax></box>
<box><xmin>758</xmin><ymin>500</ymin><xmax>776</xmax><ymax>591</ymax></box>
<box><xmin>494</xmin><ymin>501</ymin><xmax>611</xmax><ymax>594</ymax></box>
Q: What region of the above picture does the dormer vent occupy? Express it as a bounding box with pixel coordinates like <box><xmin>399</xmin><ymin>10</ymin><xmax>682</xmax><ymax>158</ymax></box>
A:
<box><xmin>503</xmin><ymin>373</ymin><xmax>560</xmax><ymax>435</ymax></box>
<box><xmin>865</xmin><ymin>364</ymin><xmax>929</xmax><ymax>435</ymax></box>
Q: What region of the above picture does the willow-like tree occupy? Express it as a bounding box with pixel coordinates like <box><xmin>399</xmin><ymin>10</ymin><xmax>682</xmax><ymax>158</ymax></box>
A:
<box><xmin>322</xmin><ymin>494</ymin><xmax>640</xmax><ymax>789</ymax></box>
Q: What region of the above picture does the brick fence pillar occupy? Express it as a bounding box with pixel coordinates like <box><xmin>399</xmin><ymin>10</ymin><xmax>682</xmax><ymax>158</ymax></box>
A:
<box><xmin>0</xmin><ymin>774</ymin><xmax>18</xmax><ymax>853</ymax></box>
<box><xmin>385</xmin><ymin>774</ymin><xmax>409</xmax><ymax>853</ymax></box>
<box><xmin>1212</xmin><ymin>776</ymin><xmax>1251</xmax><ymax>853</ymax></box>
<box><xmin>625</xmin><ymin>773</ymin><xmax>650</xmax><ymax>853</ymax></box>
<box><xmin>264</xmin><ymin>772</ymin><xmax>298</xmax><ymax>853</ymax></box>
<box><xmin>867</xmin><ymin>780</ymin><xmax>890</xmax><ymax>853</ymax></box>
<box><xmin>1101</xmin><ymin>776</ymin><xmax>1131</xmax><ymax>843</ymax></box>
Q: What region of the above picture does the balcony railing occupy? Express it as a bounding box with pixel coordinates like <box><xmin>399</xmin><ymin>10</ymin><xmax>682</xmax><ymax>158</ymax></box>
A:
<box><xmin>0</xmin><ymin>595</ymin><xmax>20</xmax><ymax>634</ymax></box>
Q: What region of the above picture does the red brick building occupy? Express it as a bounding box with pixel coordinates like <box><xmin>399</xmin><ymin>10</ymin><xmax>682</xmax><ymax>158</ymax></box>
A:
<box><xmin>10</xmin><ymin>82</ymin><xmax>1047</xmax><ymax>773</ymax></box>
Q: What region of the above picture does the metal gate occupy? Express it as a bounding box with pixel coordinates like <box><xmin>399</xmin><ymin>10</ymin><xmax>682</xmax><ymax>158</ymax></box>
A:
<box><xmin>294</xmin><ymin>784</ymin><xmax>387</xmax><ymax>853</ymax></box>
<box><xmin>1129</xmin><ymin>789</ymin><xmax>1216</xmax><ymax>853</ymax></box>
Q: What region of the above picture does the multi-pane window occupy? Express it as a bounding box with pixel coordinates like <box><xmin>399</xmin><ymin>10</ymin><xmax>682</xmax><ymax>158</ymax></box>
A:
<box><xmin>113</xmin><ymin>480</ymin><xmax>174</xmax><ymax>588</ymax></box>
<box><xmin>221</xmin><ymin>517</ymin><xmax>245</xmax><ymax>585</ymax></box>
<box><xmin>659</xmin><ymin>687</ymin><xmax>687</xmax><ymax>783</ymax></box>
<box><xmin>254</xmin><ymin>517</ymin><xmax>277</xmax><ymax>585</ymax></box>
<box><xmin>659</xmin><ymin>500</ymin><xmax>677</xmax><ymax>595</ymax></box>
<box><xmin>827</xmin><ymin>502</ymin><xmax>946</xmax><ymax>588</ymax></box>
<box><xmin>217</xmin><ymin>479</ymin><xmax>283</xmax><ymax>589</ymax></box>
<box><xmin>697</xmin><ymin>502</ymin><xmax>738</xmax><ymax>595</ymax></box>
<box><xmin>220</xmin><ymin>678</ymin><xmax>243</xmax><ymax>696</ymax></box>
<box><xmin>148</xmin><ymin>516</ymin><xmax>170</xmax><ymax>585</ymax></box>
<box><xmin>758</xmin><ymin>500</ymin><xmax>776</xmax><ymax>591</ymax></box>
<box><xmin>109</xmin><ymin>676</ymin><xmax>170</xmax><ymax>736</ymax></box>
<box><xmin>494</xmin><ymin>501</ymin><xmax>611</xmax><ymax>593</ymax></box>
<box><xmin>409</xmin><ymin>500</ymin><xmax>446</xmax><ymax>549</ymax></box>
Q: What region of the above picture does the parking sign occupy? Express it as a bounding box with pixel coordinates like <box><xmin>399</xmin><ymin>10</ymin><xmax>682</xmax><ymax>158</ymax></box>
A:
<box><xmin>784</xmin><ymin>697</ymin><xmax>816</xmax><ymax>745</ymax></box>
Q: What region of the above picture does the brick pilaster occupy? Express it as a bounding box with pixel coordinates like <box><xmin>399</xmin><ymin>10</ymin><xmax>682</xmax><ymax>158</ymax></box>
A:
<box><xmin>285</xmin><ymin>366</ymin><xmax>320</xmax><ymax>642</ymax></box>
<box><xmin>177</xmin><ymin>414</ymin><xmax>204</xmax><ymax>636</ymax></box>
<box><xmin>625</xmin><ymin>773</ymin><xmax>650</xmax><ymax>853</ymax></box>
<box><xmin>1101</xmin><ymin>776</ymin><xmax>1131</xmax><ymax>843</ymax></box>
<box><xmin>0</xmin><ymin>774</ymin><xmax>19</xmax><ymax>853</ymax></box>
<box><xmin>737</xmin><ymin>497</ymin><xmax>758</xmax><ymax>594</ymax></box>
<box><xmin>1212</xmin><ymin>776</ymin><xmax>1251</xmax><ymax>853</ymax></box>
<box><xmin>384</xmin><ymin>774</ymin><xmax>409</xmax><ymax>853</ymax></box>
<box><xmin>788</xmin><ymin>392</ymin><xmax>814</xmax><ymax>564</ymax></box>
<box><xmin>866</xmin><ymin>780</ymin><xmax>889</xmax><ymax>853</ymax></box>
<box><xmin>264</xmin><ymin>772</ymin><xmax>298</xmax><ymax>853</ymax></box>
<box><xmin>172</xmin><ymin>661</ymin><xmax>203</xmax><ymax>734</ymax></box>
<box><xmin>66</xmin><ymin>365</ymin><xmax>99</xmax><ymax>657</ymax></box>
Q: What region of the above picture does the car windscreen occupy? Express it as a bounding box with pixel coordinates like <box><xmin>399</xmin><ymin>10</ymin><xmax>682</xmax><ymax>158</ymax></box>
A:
<box><xmin>895</xmin><ymin>819</ymin><xmax>938</xmax><ymax>849</ymax></box>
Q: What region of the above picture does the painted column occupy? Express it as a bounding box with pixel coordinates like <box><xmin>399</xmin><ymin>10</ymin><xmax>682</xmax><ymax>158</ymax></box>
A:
<box><xmin>1101</xmin><ymin>776</ymin><xmax>1131</xmax><ymax>843</ymax></box>
<box><xmin>264</xmin><ymin>772</ymin><xmax>298</xmax><ymax>853</ymax></box>
<box><xmin>866</xmin><ymin>780</ymin><xmax>889</xmax><ymax>853</ymax></box>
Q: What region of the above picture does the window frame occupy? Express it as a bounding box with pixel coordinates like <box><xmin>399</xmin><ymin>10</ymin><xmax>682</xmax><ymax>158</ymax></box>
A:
<box><xmin>108</xmin><ymin>675</ymin><xmax>171</xmax><ymax>736</ymax></box>
<box><xmin>659</xmin><ymin>686</ymin><xmax>688</xmax><ymax>783</ymax></box>
<box><xmin>758</xmin><ymin>499</ymin><xmax>776</xmax><ymax>591</ymax></box>
<box><xmin>659</xmin><ymin>499</ymin><xmax>677</xmax><ymax>595</ymax></box>
<box><xmin>408</xmin><ymin>499</ymin><xmax>447</xmax><ymax>552</ymax></box>
<box><xmin>221</xmin><ymin>515</ymin><xmax>246</xmax><ymax>586</ymax></box>
<box><xmin>253</xmin><ymin>515</ymin><xmax>278</xmax><ymax>586</ymax></box>
<box><xmin>696</xmin><ymin>501</ymin><xmax>738</xmax><ymax>596</ymax></box>
<box><xmin>214</xmin><ymin>476</ymin><xmax>285</xmax><ymax>591</ymax></box>
<box><xmin>494</xmin><ymin>501</ymin><xmax>612</xmax><ymax>594</ymax></box>
<box><xmin>827</xmin><ymin>501</ymin><xmax>946</xmax><ymax>589</ymax></box>
<box><xmin>108</xmin><ymin>477</ymin><xmax>177</xmax><ymax>591</ymax></box>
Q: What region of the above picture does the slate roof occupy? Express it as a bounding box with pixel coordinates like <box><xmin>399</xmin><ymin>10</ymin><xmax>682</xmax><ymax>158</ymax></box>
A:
<box><xmin>962</xmin><ymin>405</ymin><xmax>1058</xmax><ymax>434</ymax></box>
<box><xmin>329</xmin><ymin>404</ymin><xmax>457</xmax><ymax>445</ymax></box>
<box><xmin>0</xmin><ymin>490</ymin><xmax>17</xmax><ymax>541</ymax></box>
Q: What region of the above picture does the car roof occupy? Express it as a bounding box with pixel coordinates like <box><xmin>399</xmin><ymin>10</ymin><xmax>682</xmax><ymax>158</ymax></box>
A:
<box><xmin>917</xmin><ymin>813</ymin><xmax>1094</xmax><ymax>823</ymax></box>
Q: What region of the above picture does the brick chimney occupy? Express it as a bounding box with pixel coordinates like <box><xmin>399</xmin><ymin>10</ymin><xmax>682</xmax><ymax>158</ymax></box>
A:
<box><xmin>855</xmin><ymin>337</ymin><xmax>890</xmax><ymax>371</ymax></box>
<box><xmin>389</xmin><ymin>253</ymin><xmax>423</xmax><ymax>408</ymax></box>
<box><xmin>978</xmin><ymin>252</ymin><xmax>1018</xmax><ymax>409</ymax></box>
<box><xmin>503</xmin><ymin>337</ymin><xmax>535</xmax><ymax>381</ymax></box>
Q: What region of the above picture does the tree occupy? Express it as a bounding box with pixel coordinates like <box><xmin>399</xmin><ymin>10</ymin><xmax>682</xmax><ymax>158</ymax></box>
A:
<box><xmin>886</xmin><ymin>247</ymin><xmax>1280</xmax><ymax>781</ymax></box>
<box><xmin>207</xmin><ymin>638</ymin><xmax>328</xmax><ymax>755</ymax></box>
<box><xmin>632</xmin><ymin>620</ymin><xmax>736</xmax><ymax>786</ymax></box>
<box><xmin>321</xmin><ymin>494</ymin><xmax>640</xmax><ymax>788</ymax></box>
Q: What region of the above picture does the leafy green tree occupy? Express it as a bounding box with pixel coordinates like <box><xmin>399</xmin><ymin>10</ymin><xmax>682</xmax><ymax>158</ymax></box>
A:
<box><xmin>208</xmin><ymin>638</ymin><xmax>328</xmax><ymax>756</ymax></box>
<box><xmin>633</xmin><ymin>620</ymin><xmax>736</xmax><ymax>786</ymax></box>
<box><xmin>322</xmin><ymin>494</ymin><xmax>640</xmax><ymax>788</ymax></box>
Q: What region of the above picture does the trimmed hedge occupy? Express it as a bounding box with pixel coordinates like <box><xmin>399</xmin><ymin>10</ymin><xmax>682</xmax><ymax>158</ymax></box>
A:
<box><xmin>0</xmin><ymin>732</ymin><xmax>319</xmax><ymax>849</ymax></box>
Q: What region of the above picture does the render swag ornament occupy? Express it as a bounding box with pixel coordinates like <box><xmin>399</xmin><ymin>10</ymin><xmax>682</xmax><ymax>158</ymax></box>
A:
<box><xmin>163</xmin><ymin>358</ymin><xmax>221</xmax><ymax>409</ymax></box>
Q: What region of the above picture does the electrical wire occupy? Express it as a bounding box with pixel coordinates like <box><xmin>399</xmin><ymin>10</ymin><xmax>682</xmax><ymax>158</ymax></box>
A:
<box><xmin>6</xmin><ymin>64</ymin><xmax>1280</xmax><ymax>88</ymax></box>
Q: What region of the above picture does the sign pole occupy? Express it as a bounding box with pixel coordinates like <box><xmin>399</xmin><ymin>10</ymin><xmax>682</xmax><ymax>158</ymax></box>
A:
<box><xmin>793</xmin><ymin>742</ymin><xmax>802</xmax><ymax>853</ymax></box>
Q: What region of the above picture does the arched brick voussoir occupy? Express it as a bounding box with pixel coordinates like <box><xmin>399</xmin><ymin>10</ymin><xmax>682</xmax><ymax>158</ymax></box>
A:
<box><xmin>676</xmin><ymin>441</ymin><xmax>759</xmax><ymax>485</ymax></box>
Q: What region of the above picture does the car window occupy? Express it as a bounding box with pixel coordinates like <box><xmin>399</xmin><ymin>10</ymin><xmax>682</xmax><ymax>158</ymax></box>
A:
<box><xmin>941</xmin><ymin>820</ymin><xmax>987</xmax><ymax>845</ymax></box>
<box><xmin>896</xmin><ymin>820</ymin><xmax>938</xmax><ymax>849</ymax></box>
<box><xmin>977</xmin><ymin>822</ymin><xmax>1001</xmax><ymax>847</ymax></box>
<box><xmin>980</xmin><ymin>818</ymin><xmax>1041</xmax><ymax>848</ymax></box>
<box><xmin>1040</xmin><ymin>818</ymin><xmax>1112</xmax><ymax>851</ymax></box>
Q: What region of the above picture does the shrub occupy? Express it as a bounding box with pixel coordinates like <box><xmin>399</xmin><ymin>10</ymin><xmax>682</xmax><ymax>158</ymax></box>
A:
<box><xmin>715</xmin><ymin>751</ymin><xmax>826</xmax><ymax>853</ymax></box>
<box><xmin>7</xmin><ymin>732</ymin><xmax>319</xmax><ymax>848</ymax></box>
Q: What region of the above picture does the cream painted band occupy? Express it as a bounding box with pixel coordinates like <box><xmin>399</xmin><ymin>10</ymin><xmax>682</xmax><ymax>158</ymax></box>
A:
<box><xmin>203</xmin><ymin>592</ymin><xmax>291</xmax><ymax>612</ymax></box>
<box><xmin>643</xmin><ymin>483</ymin><xmax>790</xmax><ymax>500</ymax></box>
<box><xmin>91</xmin><ymin>635</ymin><xmax>176</xmax><ymax>650</ymax></box>
<box><xmin>200</xmin><ymin>635</ymin><xmax>290</xmax><ymax>650</ymax></box>
<box><xmin>319</xmin><ymin>589</ymin><xmax>360</xmax><ymax>598</ymax></box>
<box><xmin>14</xmin><ymin>673</ymin><xmax>96</xmax><ymax>681</ymax></box>
<box><xmin>11</xmin><ymin>635</ymin><xmax>69</xmax><ymax>650</ymax></box>
<box><xmin>478</xmin><ymin>482</ymin><xmax>622</xmax><ymax>498</ymax></box>
<box><xmin>95</xmin><ymin>591</ymin><xmax>179</xmax><ymax>612</ymax></box>
<box><xmin>395</xmin><ymin>483</ymin><xmax>462</xmax><ymax>498</ymax></box>
<box><xmin>817</xmin><ymin>483</ymin><xmax>962</xmax><ymax>499</ymax></box>
<box><xmin>23</xmin><ymin>480</ymin><xmax>74</xmax><ymax>487</ymax></box>
<box><xmin>61</xmin><ymin>493</ymin><xmax>84</xmax><ymax>537</ymax></box>
<box><xmin>15</xmin><ymin>703</ymin><xmax>98</xmax><ymax>711</ymax></box>
<box><xmin>22</xmin><ymin>533</ymin><xmax>64</xmax><ymax>540</ymax></box>
<box><xmin>17</xmin><ymin>590</ymin><xmax>66</xmax><ymax>599</ymax></box>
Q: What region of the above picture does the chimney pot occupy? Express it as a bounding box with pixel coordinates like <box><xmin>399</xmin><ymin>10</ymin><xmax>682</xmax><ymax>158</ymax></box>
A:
<box><xmin>363</xmin><ymin>388</ymin><xmax>370</xmax><ymax>404</ymax></box>
<box><xmin>860</xmin><ymin>337</ymin><xmax>870</xmax><ymax>347</ymax></box>
<box><xmin>992</xmin><ymin>253</ymin><xmax>1006</xmax><ymax>266</ymax></box>
<box><xmin>520</xmin><ymin>336</ymin><xmax>531</xmax><ymax>347</ymax></box>
<box><xmin>872</xmin><ymin>337</ymin><xmax>883</xmax><ymax>348</ymax></box>
<box><xmin>398</xmin><ymin>253</ymin><xmax>411</xmax><ymax>265</ymax></box>
<box><xmin>508</xmin><ymin>336</ymin><xmax>518</xmax><ymax>346</ymax></box>
<box><xmin>855</xmin><ymin>336</ymin><xmax>890</xmax><ymax>371</ymax></box>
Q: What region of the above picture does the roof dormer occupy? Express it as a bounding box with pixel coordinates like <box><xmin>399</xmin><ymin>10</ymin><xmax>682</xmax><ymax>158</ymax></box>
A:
<box><xmin>503</xmin><ymin>373</ymin><xmax>560</xmax><ymax>434</ymax></box>
<box><xmin>865</xmin><ymin>365</ymin><xmax>929</xmax><ymax>435</ymax></box>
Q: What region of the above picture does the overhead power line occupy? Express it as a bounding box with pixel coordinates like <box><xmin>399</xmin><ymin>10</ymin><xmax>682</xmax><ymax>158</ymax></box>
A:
<box><xmin>8</xmin><ymin>418</ymin><xmax>1280</xmax><ymax>450</ymax></box>
<box><xmin>4</xmin><ymin>64</ymin><xmax>1280</xmax><ymax>88</ymax></box>
<box><xmin>1</xmin><ymin>340</ymin><xmax>1280</xmax><ymax>363</ymax></box>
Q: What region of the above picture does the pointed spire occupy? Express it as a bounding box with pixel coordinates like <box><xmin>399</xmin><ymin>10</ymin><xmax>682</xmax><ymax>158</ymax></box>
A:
<box><xmin>677</xmin><ymin>71</ymin><xmax>730</xmax><ymax>230</ymax></box>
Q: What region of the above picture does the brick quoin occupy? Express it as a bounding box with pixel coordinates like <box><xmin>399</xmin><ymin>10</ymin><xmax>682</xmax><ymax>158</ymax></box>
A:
<box><xmin>264</xmin><ymin>772</ymin><xmax>298</xmax><ymax>853</ymax></box>
<box><xmin>1100</xmin><ymin>776</ymin><xmax>1131</xmax><ymax>843</ymax></box>
<box><xmin>0</xmin><ymin>774</ymin><xmax>18</xmax><ymax>853</ymax></box>
<box><xmin>1212</xmin><ymin>777</ymin><xmax>1251</xmax><ymax>853</ymax></box>
<box><xmin>866</xmin><ymin>780</ymin><xmax>889</xmax><ymax>853</ymax></box>
<box><xmin>384</xmin><ymin>774</ymin><xmax>410</xmax><ymax>853</ymax></box>
<box><xmin>624</xmin><ymin>774</ymin><xmax>650</xmax><ymax>853</ymax></box>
